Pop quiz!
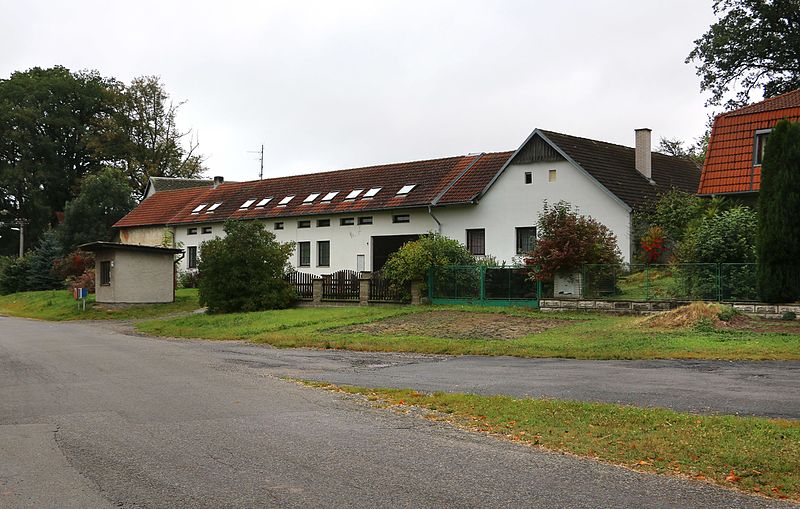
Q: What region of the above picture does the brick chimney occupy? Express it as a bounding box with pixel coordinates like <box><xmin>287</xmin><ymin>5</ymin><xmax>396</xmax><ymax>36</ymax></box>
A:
<box><xmin>213</xmin><ymin>176</ymin><xmax>224</xmax><ymax>189</ymax></box>
<box><xmin>634</xmin><ymin>128</ymin><xmax>652</xmax><ymax>180</ymax></box>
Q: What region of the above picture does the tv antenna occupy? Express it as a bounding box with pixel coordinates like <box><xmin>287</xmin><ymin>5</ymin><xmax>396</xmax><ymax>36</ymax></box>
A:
<box><xmin>247</xmin><ymin>144</ymin><xmax>264</xmax><ymax>180</ymax></box>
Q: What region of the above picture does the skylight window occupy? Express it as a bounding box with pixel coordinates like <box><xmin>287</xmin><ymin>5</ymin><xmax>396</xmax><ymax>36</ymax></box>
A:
<box><xmin>206</xmin><ymin>202</ymin><xmax>222</xmax><ymax>212</ymax></box>
<box><xmin>345</xmin><ymin>189</ymin><xmax>363</xmax><ymax>200</ymax></box>
<box><xmin>322</xmin><ymin>191</ymin><xmax>339</xmax><ymax>202</ymax></box>
<box><xmin>278</xmin><ymin>196</ymin><xmax>295</xmax><ymax>205</ymax></box>
<box><xmin>303</xmin><ymin>193</ymin><xmax>320</xmax><ymax>203</ymax></box>
<box><xmin>255</xmin><ymin>198</ymin><xmax>272</xmax><ymax>207</ymax></box>
<box><xmin>396</xmin><ymin>184</ymin><xmax>416</xmax><ymax>195</ymax></box>
<box><xmin>191</xmin><ymin>204</ymin><xmax>208</xmax><ymax>213</ymax></box>
<box><xmin>363</xmin><ymin>187</ymin><xmax>381</xmax><ymax>198</ymax></box>
<box><xmin>240</xmin><ymin>199</ymin><xmax>256</xmax><ymax>209</ymax></box>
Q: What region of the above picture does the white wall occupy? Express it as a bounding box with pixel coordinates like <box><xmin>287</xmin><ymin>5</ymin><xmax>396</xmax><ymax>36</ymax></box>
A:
<box><xmin>436</xmin><ymin>159</ymin><xmax>632</xmax><ymax>263</ymax></box>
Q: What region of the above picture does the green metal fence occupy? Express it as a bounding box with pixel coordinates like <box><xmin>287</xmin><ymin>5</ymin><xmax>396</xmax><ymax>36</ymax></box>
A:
<box><xmin>581</xmin><ymin>263</ymin><xmax>758</xmax><ymax>302</ymax></box>
<box><xmin>429</xmin><ymin>265</ymin><xmax>540</xmax><ymax>307</ymax></box>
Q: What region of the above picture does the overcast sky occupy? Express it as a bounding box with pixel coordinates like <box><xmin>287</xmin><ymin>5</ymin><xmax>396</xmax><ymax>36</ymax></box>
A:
<box><xmin>2</xmin><ymin>1</ymin><xmax>718</xmax><ymax>182</ymax></box>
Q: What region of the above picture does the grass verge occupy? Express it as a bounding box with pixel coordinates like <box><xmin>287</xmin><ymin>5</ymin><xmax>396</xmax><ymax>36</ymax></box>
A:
<box><xmin>136</xmin><ymin>306</ymin><xmax>800</xmax><ymax>360</ymax></box>
<box><xmin>0</xmin><ymin>288</ymin><xmax>200</xmax><ymax>321</ymax></box>
<box><xmin>296</xmin><ymin>380</ymin><xmax>799</xmax><ymax>501</ymax></box>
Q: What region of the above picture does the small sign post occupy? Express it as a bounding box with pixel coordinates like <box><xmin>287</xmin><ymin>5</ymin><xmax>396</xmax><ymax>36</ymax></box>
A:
<box><xmin>73</xmin><ymin>287</ymin><xmax>88</xmax><ymax>311</ymax></box>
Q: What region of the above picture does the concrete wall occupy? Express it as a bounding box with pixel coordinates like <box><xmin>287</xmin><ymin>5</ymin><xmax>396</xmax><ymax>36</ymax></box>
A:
<box><xmin>95</xmin><ymin>249</ymin><xmax>175</xmax><ymax>303</ymax></box>
<box><xmin>436</xmin><ymin>159</ymin><xmax>632</xmax><ymax>263</ymax></box>
<box><xmin>119</xmin><ymin>226</ymin><xmax>171</xmax><ymax>247</ymax></box>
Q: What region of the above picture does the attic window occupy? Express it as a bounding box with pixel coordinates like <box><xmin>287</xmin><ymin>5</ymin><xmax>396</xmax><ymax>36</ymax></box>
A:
<box><xmin>255</xmin><ymin>198</ymin><xmax>272</xmax><ymax>207</ymax></box>
<box><xmin>396</xmin><ymin>185</ymin><xmax>416</xmax><ymax>195</ymax></box>
<box><xmin>206</xmin><ymin>202</ymin><xmax>222</xmax><ymax>212</ymax></box>
<box><xmin>303</xmin><ymin>193</ymin><xmax>320</xmax><ymax>203</ymax></box>
<box><xmin>345</xmin><ymin>189</ymin><xmax>363</xmax><ymax>200</ymax></box>
<box><xmin>754</xmin><ymin>129</ymin><xmax>771</xmax><ymax>166</ymax></box>
<box><xmin>191</xmin><ymin>204</ymin><xmax>208</xmax><ymax>214</ymax></box>
<box><xmin>363</xmin><ymin>187</ymin><xmax>381</xmax><ymax>198</ymax></box>
<box><xmin>322</xmin><ymin>191</ymin><xmax>339</xmax><ymax>202</ymax></box>
<box><xmin>240</xmin><ymin>199</ymin><xmax>256</xmax><ymax>209</ymax></box>
<box><xmin>278</xmin><ymin>196</ymin><xmax>295</xmax><ymax>206</ymax></box>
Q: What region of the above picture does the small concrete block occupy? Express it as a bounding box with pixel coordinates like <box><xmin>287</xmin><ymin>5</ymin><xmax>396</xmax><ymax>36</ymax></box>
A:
<box><xmin>733</xmin><ymin>304</ymin><xmax>755</xmax><ymax>313</ymax></box>
<box><xmin>632</xmin><ymin>302</ymin><xmax>652</xmax><ymax>311</ymax></box>
<box><xmin>755</xmin><ymin>305</ymin><xmax>777</xmax><ymax>314</ymax></box>
<box><xmin>651</xmin><ymin>302</ymin><xmax>671</xmax><ymax>311</ymax></box>
<box><xmin>578</xmin><ymin>300</ymin><xmax>596</xmax><ymax>309</ymax></box>
<box><xmin>594</xmin><ymin>301</ymin><xmax>614</xmax><ymax>309</ymax></box>
<box><xmin>778</xmin><ymin>305</ymin><xmax>800</xmax><ymax>314</ymax></box>
<box><xmin>560</xmin><ymin>300</ymin><xmax>578</xmax><ymax>308</ymax></box>
<box><xmin>613</xmin><ymin>301</ymin><xmax>632</xmax><ymax>310</ymax></box>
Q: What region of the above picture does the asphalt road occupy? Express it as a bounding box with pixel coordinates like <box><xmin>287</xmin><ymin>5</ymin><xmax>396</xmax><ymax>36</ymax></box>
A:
<box><xmin>0</xmin><ymin>316</ymin><xmax>797</xmax><ymax>508</ymax></box>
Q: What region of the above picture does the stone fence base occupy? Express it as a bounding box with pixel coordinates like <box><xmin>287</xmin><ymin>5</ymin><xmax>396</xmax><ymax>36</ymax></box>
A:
<box><xmin>540</xmin><ymin>299</ymin><xmax>800</xmax><ymax>319</ymax></box>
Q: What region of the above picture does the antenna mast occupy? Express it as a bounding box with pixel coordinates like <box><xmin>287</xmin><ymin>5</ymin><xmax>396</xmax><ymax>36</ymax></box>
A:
<box><xmin>247</xmin><ymin>144</ymin><xmax>265</xmax><ymax>180</ymax></box>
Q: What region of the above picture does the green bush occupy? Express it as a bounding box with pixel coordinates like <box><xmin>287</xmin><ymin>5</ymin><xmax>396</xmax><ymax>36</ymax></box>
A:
<box><xmin>198</xmin><ymin>220</ymin><xmax>295</xmax><ymax>313</ymax></box>
<box><xmin>25</xmin><ymin>231</ymin><xmax>64</xmax><ymax>291</ymax></box>
<box><xmin>716</xmin><ymin>305</ymin><xmax>738</xmax><ymax>322</ymax></box>
<box><xmin>0</xmin><ymin>256</ymin><xmax>31</xmax><ymax>295</ymax></box>
<box><xmin>178</xmin><ymin>270</ymin><xmax>200</xmax><ymax>289</ymax></box>
<box><xmin>757</xmin><ymin>120</ymin><xmax>800</xmax><ymax>303</ymax></box>
<box><xmin>781</xmin><ymin>311</ymin><xmax>797</xmax><ymax>321</ymax></box>
<box><xmin>382</xmin><ymin>232</ymin><xmax>475</xmax><ymax>291</ymax></box>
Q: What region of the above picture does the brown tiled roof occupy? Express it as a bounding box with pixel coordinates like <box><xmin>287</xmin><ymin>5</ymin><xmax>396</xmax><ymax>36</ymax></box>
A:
<box><xmin>115</xmin><ymin>153</ymin><xmax>514</xmax><ymax>228</ymax></box>
<box><xmin>539</xmin><ymin>130</ymin><xmax>701</xmax><ymax>208</ymax></box>
<box><xmin>698</xmin><ymin>89</ymin><xmax>800</xmax><ymax>195</ymax></box>
<box><xmin>147</xmin><ymin>177</ymin><xmax>214</xmax><ymax>193</ymax></box>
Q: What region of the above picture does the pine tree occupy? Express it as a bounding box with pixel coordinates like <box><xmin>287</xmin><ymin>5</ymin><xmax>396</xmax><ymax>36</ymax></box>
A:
<box><xmin>756</xmin><ymin>120</ymin><xmax>800</xmax><ymax>303</ymax></box>
<box><xmin>25</xmin><ymin>230</ymin><xmax>64</xmax><ymax>291</ymax></box>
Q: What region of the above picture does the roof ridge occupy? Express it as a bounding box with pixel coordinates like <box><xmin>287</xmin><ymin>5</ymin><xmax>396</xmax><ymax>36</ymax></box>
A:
<box><xmin>722</xmin><ymin>88</ymin><xmax>800</xmax><ymax>117</ymax></box>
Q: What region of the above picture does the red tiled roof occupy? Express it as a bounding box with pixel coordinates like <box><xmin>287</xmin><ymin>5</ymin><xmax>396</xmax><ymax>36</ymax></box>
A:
<box><xmin>115</xmin><ymin>153</ymin><xmax>514</xmax><ymax>228</ymax></box>
<box><xmin>698</xmin><ymin>89</ymin><xmax>800</xmax><ymax>195</ymax></box>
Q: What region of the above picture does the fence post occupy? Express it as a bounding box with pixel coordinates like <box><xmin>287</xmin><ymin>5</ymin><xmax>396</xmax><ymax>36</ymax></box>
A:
<box><xmin>358</xmin><ymin>272</ymin><xmax>371</xmax><ymax>306</ymax></box>
<box><xmin>717</xmin><ymin>263</ymin><xmax>722</xmax><ymax>302</ymax></box>
<box><xmin>645</xmin><ymin>264</ymin><xmax>650</xmax><ymax>301</ymax></box>
<box><xmin>428</xmin><ymin>267</ymin><xmax>434</xmax><ymax>301</ymax></box>
<box><xmin>410</xmin><ymin>281</ymin><xmax>423</xmax><ymax>305</ymax></box>
<box><xmin>312</xmin><ymin>278</ymin><xmax>323</xmax><ymax>305</ymax></box>
<box><xmin>479</xmin><ymin>265</ymin><xmax>486</xmax><ymax>302</ymax></box>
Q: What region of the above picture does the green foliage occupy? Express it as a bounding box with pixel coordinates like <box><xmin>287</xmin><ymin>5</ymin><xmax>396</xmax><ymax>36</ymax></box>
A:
<box><xmin>687</xmin><ymin>0</ymin><xmax>800</xmax><ymax>108</ymax></box>
<box><xmin>178</xmin><ymin>270</ymin><xmax>200</xmax><ymax>289</ymax></box>
<box><xmin>0</xmin><ymin>256</ymin><xmax>30</xmax><ymax>295</ymax></box>
<box><xmin>656</xmin><ymin>137</ymin><xmax>707</xmax><ymax>166</ymax></box>
<box><xmin>59</xmin><ymin>168</ymin><xmax>136</xmax><ymax>250</ymax></box>
<box><xmin>25</xmin><ymin>231</ymin><xmax>64</xmax><ymax>291</ymax></box>
<box><xmin>382</xmin><ymin>232</ymin><xmax>475</xmax><ymax>288</ymax></box>
<box><xmin>782</xmin><ymin>311</ymin><xmax>797</xmax><ymax>321</ymax></box>
<box><xmin>678</xmin><ymin>206</ymin><xmax>757</xmax><ymax>264</ymax></box>
<box><xmin>527</xmin><ymin>201</ymin><xmax>621</xmax><ymax>280</ymax></box>
<box><xmin>757</xmin><ymin>120</ymin><xmax>800</xmax><ymax>303</ymax></box>
<box><xmin>716</xmin><ymin>305</ymin><xmax>738</xmax><ymax>322</ymax></box>
<box><xmin>198</xmin><ymin>220</ymin><xmax>295</xmax><ymax>313</ymax></box>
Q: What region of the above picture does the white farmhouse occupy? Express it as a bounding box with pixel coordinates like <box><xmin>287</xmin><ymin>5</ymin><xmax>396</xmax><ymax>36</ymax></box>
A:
<box><xmin>114</xmin><ymin>128</ymin><xmax>699</xmax><ymax>275</ymax></box>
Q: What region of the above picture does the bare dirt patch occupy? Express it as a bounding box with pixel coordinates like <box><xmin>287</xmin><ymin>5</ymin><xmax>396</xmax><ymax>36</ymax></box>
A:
<box><xmin>332</xmin><ymin>311</ymin><xmax>571</xmax><ymax>340</ymax></box>
<box><xmin>642</xmin><ymin>302</ymin><xmax>800</xmax><ymax>333</ymax></box>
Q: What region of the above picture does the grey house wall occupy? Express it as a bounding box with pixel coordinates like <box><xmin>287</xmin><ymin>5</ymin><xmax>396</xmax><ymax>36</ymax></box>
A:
<box><xmin>95</xmin><ymin>249</ymin><xmax>175</xmax><ymax>303</ymax></box>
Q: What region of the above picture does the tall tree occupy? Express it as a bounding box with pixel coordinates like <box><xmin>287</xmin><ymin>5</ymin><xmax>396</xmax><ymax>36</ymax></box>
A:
<box><xmin>687</xmin><ymin>0</ymin><xmax>800</xmax><ymax>108</ymax></box>
<box><xmin>114</xmin><ymin>76</ymin><xmax>206</xmax><ymax>198</ymax></box>
<box><xmin>757</xmin><ymin>119</ymin><xmax>800</xmax><ymax>303</ymax></box>
<box><xmin>656</xmin><ymin>137</ymin><xmax>707</xmax><ymax>165</ymax></box>
<box><xmin>0</xmin><ymin>66</ymin><xmax>120</xmax><ymax>255</ymax></box>
<box><xmin>59</xmin><ymin>168</ymin><xmax>136</xmax><ymax>251</ymax></box>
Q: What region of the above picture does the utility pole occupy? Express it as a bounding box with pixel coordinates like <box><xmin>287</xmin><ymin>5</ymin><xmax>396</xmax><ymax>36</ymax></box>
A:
<box><xmin>247</xmin><ymin>144</ymin><xmax>265</xmax><ymax>180</ymax></box>
<box><xmin>0</xmin><ymin>218</ymin><xmax>28</xmax><ymax>257</ymax></box>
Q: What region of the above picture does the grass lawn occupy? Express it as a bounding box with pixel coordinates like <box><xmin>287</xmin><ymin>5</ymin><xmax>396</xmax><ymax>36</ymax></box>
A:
<box><xmin>298</xmin><ymin>380</ymin><xmax>800</xmax><ymax>502</ymax></box>
<box><xmin>0</xmin><ymin>288</ymin><xmax>200</xmax><ymax>321</ymax></box>
<box><xmin>136</xmin><ymin>305</ymin><xmax>800</xmax><ymax>360</ymax></box>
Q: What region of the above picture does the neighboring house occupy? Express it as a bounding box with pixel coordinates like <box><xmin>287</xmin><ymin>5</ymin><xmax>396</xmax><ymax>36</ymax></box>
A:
<box><xmin>698</xmin><ymin>88</ymin><xmax>800</xmax><ymax>201</ymax></box>
<box><xmin>114</xmin><ymin>128</ymin><xmax>699</xmax><ymax>275</ymax></box>
<box><xmin>143</xmin><ymin>176</ymin><xmax>216</xmax><ymax>199</ymax></box>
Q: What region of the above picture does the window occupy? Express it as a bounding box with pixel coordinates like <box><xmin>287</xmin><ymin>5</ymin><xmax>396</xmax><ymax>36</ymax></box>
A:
<box><xmin>548</xmin><ymin>169</ymin><xmax>557</xmax><ymax>182</ymax></box>
<box><xmin>392</xmin><ymin>214</ymin><xmax>410</xmax><ymax>224</ymax></box>
<box><xmin>345</xmin><ymin>189</ymin><xmax>363</xmax><ymax>200</ymax></box>
<box><xmin>187</xmin><ymin>227</ymin><xmax>197</xmax><ymax>235</ymax></box>
<box><xmin>340</xmin><ymin>217</ymin><xmax>355</xmax><ymax>226</ymax></box>
<box><xmin>754</xmin><ymin>129</ymin><xmax>771</xmax><ymax>165</ymax></box>
<box><xmin>278</xmin><ymin>196</ymin><xmax>294</xmax><ymax>205</ymax></box>
<box><xmin>255</xmin><ymin>198</ymin><xmax>272</xmax><ymax>207</ymax></box>
<box><xmin>397</xmin><ymin>184</ymin><xmax>416</xmax><ymax>195</ymax></box>
<box><xmin>201</xmin><ymin>226</ymin><xmax>212</xmax><ymax>234</ymax></box>
<box><xmin>240</xmin><ymin>199</ymin><xmax>256</xmax><ymax>209</ymax></box>
<box><xmin>207</xmin><ymin>202</ymin><xmax>222</xmax><ymax>212</ymax></box>
<box><xmin>298</xmin><ymin>241</ymin><xmax>310</xmax><ymax>267</ymax></box>
<box><xmin>191</xmin><ymin>204</ymin><xmax>207</xmax><ymax>214</ymax></box>
<box><xmin>516</xmin><ymin>227</ymin><xmax>537</xmax><ymax>254</ymax></box>
<box><xmin>466</xmin><ymin>229</ymin><xmax>485</xmax><ymax>256</ymax></box>
<box><xmin>187</xmin><ymin>246</ymin><xmax>198</xmax><ymax>269</ymax></box>
<box><xmin>298</xmin><ymin>220</ymin><xmax>311</xmax><ymax>229</ymax></box>
<box><xmin>322</xmin><ymin>191</ymin><xmax>339</xmax><ymax>201</ymax></box>
<box><xmin>317</xmin><ymin>240</ymin><xmax>330</xmax><ymax>267</ymax></box>
<box><xmin>363</xmin><ymin>187</ymin><xmax>381</xmax><ymax>198</ymax></box>
<box><xmin>274</xmin><ymin>222</ymin><xmax>284</xmax><ymax>230</ymax></box>
<box><xmin>100</xmin><ymin>261</ymin><xmax>111</xmax><ymax>286</ymax></box>
<box><xmin>317</xmin><ymin>219</ymin><xmax>330</xmax><ymax>227</ymax></box>
<box><xmin>524</xmin><ymin>172</ymin><xmax>532</xmax><ymax>184</ymax></box>
<box><xmin>303</xmin><ymin>193</ymin><xmax>320</xmax><ymax>203</ymax></box>
<box><xmin>358</xmin><ymin>216</ymin><xmax>373</xmax><ymax>225</ymax></box>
